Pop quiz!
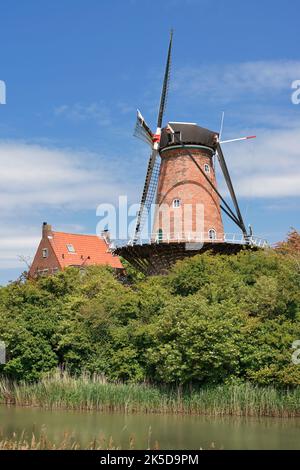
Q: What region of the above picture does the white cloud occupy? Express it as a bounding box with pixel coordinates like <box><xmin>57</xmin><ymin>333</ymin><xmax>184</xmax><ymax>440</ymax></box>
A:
<box><xmin>174</xmin><ymin>60</ymin><xmax>300</xmax><ymax>103</ymax></box>
<box><xmin>0</xmin><ymin>140</ymin><xmax>134</xmax><ymax>212</ymax></box>
<box><xmin>235</xmin><ymin>175</ymin><xmax>300</xmax><ymax>198</ymax></box>
<box><xmin>0</xmin><ymin>225</ymin><xmax>40</xmax><ymax>269</ymax></box>
<box><xmin>217</xmin><ymin>127</ymin><xmax>300</xmax><ymax>198</ymax></box>
<box><xmin>54</xmin><ymin>102</ymin><xmax>111</xmax><ymax>126</ymax></box>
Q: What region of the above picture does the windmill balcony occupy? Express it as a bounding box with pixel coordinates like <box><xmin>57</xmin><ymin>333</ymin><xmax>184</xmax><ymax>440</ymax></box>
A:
<box><xmin>113</xmin><ymin>232</ymin><xmax>269</xmax><ymax>276</ymax></box>
<box><xmin>127</xmin><ymin>232</ymin><xmax>269</xmax><ymax>248</ymax></box>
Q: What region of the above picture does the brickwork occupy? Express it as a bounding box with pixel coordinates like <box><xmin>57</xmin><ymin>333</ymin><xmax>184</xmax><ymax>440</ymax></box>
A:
<box><xmin>153</xmin><ymin>147</ymin><xmax>224</xmax><ymax>240</ymax></box>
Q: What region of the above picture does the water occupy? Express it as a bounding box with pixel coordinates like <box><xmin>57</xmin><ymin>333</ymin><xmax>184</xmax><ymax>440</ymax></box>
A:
<box><xmin>0</xmin><ymin>405</ymin><xmax>300</xmax><ymax>449</ymax></box>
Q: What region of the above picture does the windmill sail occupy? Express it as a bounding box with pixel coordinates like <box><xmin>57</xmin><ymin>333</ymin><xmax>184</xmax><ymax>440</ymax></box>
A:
<box><xmin>134</xmin><ymin>110</ymin><xmax>153</xmax><ymax>147</ymax></box>
<box><xmin>132</xmin><ymin>30</ymin><xmax>173</xmax><ymax>243</ymax></box>
<box><xmin>157</xmin><ymin>29</ymin><xmax>173</xmax><ymax>129</ymax></box>
<box><xmin>215</xmin><ymin>143</ymin><xmax>248</xmax><ymax>238</ymax></box>
<box><xmin>132</xmin><ymin>150</ymin><xmax>160</xmax><ymax>242</ymax></box>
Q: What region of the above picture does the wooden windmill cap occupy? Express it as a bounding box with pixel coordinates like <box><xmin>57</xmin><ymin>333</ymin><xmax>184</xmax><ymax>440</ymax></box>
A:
<box><xmin>160</xmin><ymin>122</ymin><xmax>219</xmax><ymax>151</ymax></box>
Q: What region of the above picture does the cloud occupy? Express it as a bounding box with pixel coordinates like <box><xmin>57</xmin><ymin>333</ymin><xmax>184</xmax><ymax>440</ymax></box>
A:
<box><xmin>116</xmin><ymin>101</ymin><xmax>135</xmax><ymax>115</ymax></box>
<box><xmin>173</xmin><ymin>60</ymin><xmax>300</xmax><ymax>103</ymax></box>
<box><xmin>54</xmin><ymin>102</ymin><xmax>111</xmax><ymax>126</ymax></box>
<box><xmin>263</xmin><ymin>201</ymin><xmax>300</xmax><ymax>212</ymax></box>
<box><xmin>0</xmin><ymin>224</ymin><xmax>40</xmax><ymax>269</ymax></box>
<box><xmin>0</xmin><ymin>140</ymin><xmax>135</xmax><ymax>213</ymax></box>
<box><xmin>217</xmin><ymin>127</ymin><xmax>300</xmax><ymax>198</ymax></box>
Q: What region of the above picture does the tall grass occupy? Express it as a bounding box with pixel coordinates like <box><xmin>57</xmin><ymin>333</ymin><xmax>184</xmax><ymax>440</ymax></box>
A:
<box><xmin>0</xmin><ymin>429</ymin><xmax>136</xmax><ymax>450</ymax></box>
<box><xmin>0</xmin><ymin>372</ymin><xmax>299</xmax><ymax>417</ymax></box>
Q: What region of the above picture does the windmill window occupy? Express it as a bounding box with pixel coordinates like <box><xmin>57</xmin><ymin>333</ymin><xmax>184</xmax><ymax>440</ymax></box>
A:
<box><xmin>42</xmin><ymin>248</ymin><xmax>48</xmax><ymax>258</ymax></box>
<box><xmin>66</xmin><ymin>244</ymin><xmax>76</xmax><ymax>253</ymax></box>
<box><xmin>208</xmin><ymin>229</ymin><xmax>217</xmax><ymax>240</ymax></box>
<box><xmin>172</xmin><ymin>198</ymin><xmax>181</xmax><ymax>208</ymax></box>
<box><xmin>204</xmin><ymin>163</ymin><xmax>210</xmax><ymax>174</ymax></box>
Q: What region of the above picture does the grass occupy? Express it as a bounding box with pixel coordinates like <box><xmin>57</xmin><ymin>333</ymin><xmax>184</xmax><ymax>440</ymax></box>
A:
<box><xmin>0</xmin><ymin>429</ymin><xmax>217</xmax><ymax>450</ymax></box>
<box><xmin>0</xmin><ymin>429</ymin><xmax>138</xmax><ymax>450</ymax></box>
<box><xmin>0</xmin><ymin>372</ymin><xmax>299</xmax><ymax>417</ymax></box>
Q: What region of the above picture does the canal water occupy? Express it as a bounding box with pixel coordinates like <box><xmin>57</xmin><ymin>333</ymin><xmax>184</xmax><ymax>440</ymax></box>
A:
<box><xmin>0</xmin><ymin>405</ymin><xmax>300</xmax><ymax>449</ymax></box>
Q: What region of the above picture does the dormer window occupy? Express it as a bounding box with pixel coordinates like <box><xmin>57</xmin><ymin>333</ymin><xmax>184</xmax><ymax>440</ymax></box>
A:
<box><xmin>168</xmin><ymin>130</ymin><xmax>181</xmax><ymax>144</ymax></box>
<box><xmin>66</xmin><ymin>244</ymin><xmax>76</xmax><ymax>253</ymax></box>
<box><xmin>204</xmin><ymin>163</ymin><xmax>210</xmax><ymax>174</ymax></box>
<box><xmin>173</xmin><ymin>131</ymin><xmax>181</xmax><ymax>143</ymax></box>
<box><xmin>42</xmin><ymin>248</ymin><xmax>48</xmax><ymax>258</ymax></box>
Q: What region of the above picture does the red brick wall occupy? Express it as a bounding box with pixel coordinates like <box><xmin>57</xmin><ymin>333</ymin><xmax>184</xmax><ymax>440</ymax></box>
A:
<box><xmin>28</xmin><ymin>237</ymin><xmax>61</xmax><ymax>278</ymax></box>
<box><xmin>153</xmin><ymin>147</ymin><xmax>224</xmax><ymax>241</ymax></box>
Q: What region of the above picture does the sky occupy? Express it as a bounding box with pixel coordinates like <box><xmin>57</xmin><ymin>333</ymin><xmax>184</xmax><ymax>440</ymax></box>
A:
<box><xmin>0</xmin><ymin>0</ymin><xmax>299</xmax><ymax>284</ymax></box>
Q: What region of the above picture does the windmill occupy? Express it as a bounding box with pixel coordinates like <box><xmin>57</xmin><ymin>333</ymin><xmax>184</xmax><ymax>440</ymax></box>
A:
<box><xmin>115</xmin><ymin>32</ymin><xmax>267</xmax><ymax>275</ymax></box>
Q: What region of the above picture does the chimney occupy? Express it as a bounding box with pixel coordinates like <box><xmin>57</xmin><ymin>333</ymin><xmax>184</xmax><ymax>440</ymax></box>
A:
<box><xmin>42</xmin><ymin>222</ymin><xmax>53</xmax><ymax>239</ymax></box>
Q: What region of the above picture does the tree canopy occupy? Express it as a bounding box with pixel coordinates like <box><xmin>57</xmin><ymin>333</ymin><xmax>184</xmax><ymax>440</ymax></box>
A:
<box><xmin>0</xmin><ymin>232</ymin><xmax>299</xmax><ymax>386</ymax></box>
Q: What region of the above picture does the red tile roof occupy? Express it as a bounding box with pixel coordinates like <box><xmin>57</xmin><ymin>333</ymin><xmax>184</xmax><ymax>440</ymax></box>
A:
<box><xmin>49</xmin><ymin>232</ymin><xmax>123</xmax><ymax>269</ymax></box>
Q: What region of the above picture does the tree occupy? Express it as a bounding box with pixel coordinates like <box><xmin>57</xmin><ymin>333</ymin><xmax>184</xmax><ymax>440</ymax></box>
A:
<box><xmin>275</xmin><ymin>229</ymin><xmax>300</xmax><ymax>272</ymax></box>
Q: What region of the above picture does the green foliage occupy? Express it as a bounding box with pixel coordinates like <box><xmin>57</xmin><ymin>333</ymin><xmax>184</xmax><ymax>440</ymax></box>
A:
<box><xmin>145</xmin><ymin>296</ymin><xmax>243</xmax><ymax>384</ymax></box>
<box><xmin>0</xmin><ymin>243</ymin><xmax>299</xmax><ymax>387</ymax></box>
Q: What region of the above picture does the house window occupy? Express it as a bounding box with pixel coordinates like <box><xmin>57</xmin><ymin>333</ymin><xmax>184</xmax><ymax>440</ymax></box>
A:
<box><xmin>66</xmin><ymin>244</ymin><xmax>76</xmax><ymax>253</ymax></box>
<box><xmin>173</xmin><ymin>198</ymin><xmax>181</xmax><ymax>208</ymax></box>
<box><xmin>157</xmin><ymin>228</ymin><xmax>163</xmax><ymax>242</ymax></box>
<box><xmin>204</xmin><ymin>163</ymin><xmax>210</xmax><ymax>174</ymax></box>
<box><xmin>42</xmin><ymin>248</ymin><xmax>48</xmax><ymax>258</ymax></box>
<box><xmin>208</xmin><ymin>229</ymin><xmax>217</xmax><ymax>240</ymax></box>
<box><xmin>37</xmin><ymin>268</ymin><xmax>48</xmax><ymax>276</ymax></box>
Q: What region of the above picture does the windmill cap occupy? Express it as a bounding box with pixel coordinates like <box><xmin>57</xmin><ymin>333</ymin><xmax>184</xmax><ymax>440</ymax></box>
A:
<box><xmin>160</xmin><ymin>122</ymin><xmax>219</xmax><ymax>151</ymax></box>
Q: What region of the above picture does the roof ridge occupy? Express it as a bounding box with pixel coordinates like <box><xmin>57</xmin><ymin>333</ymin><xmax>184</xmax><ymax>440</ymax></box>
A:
<box><xmin>53</xmin><ymin>231</ymin><xmax>101</xmax><ymax>238</ymax></box>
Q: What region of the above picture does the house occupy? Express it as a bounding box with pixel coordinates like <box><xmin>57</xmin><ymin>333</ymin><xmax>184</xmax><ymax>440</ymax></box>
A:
<box><xmin>28</xmin><ymin>222</ymin><xmax>123</xmax><ymax>278</ymax></box>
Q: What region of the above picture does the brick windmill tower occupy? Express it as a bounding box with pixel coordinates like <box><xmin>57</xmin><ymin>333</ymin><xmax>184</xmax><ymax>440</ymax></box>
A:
<box><xmin>152</xmin><ymin>123</ymin><xmax>224</xmax><ymax>243</ymax></box>
<box><xmin>115</xmin><ymin>32</ymin><xmax>265</xmax><ymax>274</ymax></box>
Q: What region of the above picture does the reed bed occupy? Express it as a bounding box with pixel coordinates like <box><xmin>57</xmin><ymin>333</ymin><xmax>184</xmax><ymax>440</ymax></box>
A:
<box><xmin>0</xmin><ymin>372</ymin><xmax>299</xmax><ymax>417</ymax></box>
<box><xmin>0</xmin><ymin>430</ymin><xmax>134</xmax><ymax>450</ymax></box>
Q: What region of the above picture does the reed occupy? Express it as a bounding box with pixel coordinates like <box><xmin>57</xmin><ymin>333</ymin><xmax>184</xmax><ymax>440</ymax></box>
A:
<box><xmin>0</xmin><ymin>372</ymin><xmax>299</xmax><ymax>417</ymax></box>
<box><xmin>0</xmin><ymin>429</ymin><xmax>214</xmax><ymax>450</ymax></box>
<box><xmin>0</xmin><ymin>429</ymin><xmax>135</xmax><ymax>450</ymax></box>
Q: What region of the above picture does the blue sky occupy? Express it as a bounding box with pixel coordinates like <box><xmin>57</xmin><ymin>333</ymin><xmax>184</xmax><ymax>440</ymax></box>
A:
<box><xmin>0</xmin><ymin>0</ymin><xmax>299</xmax><ymax>284</ymax></box>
